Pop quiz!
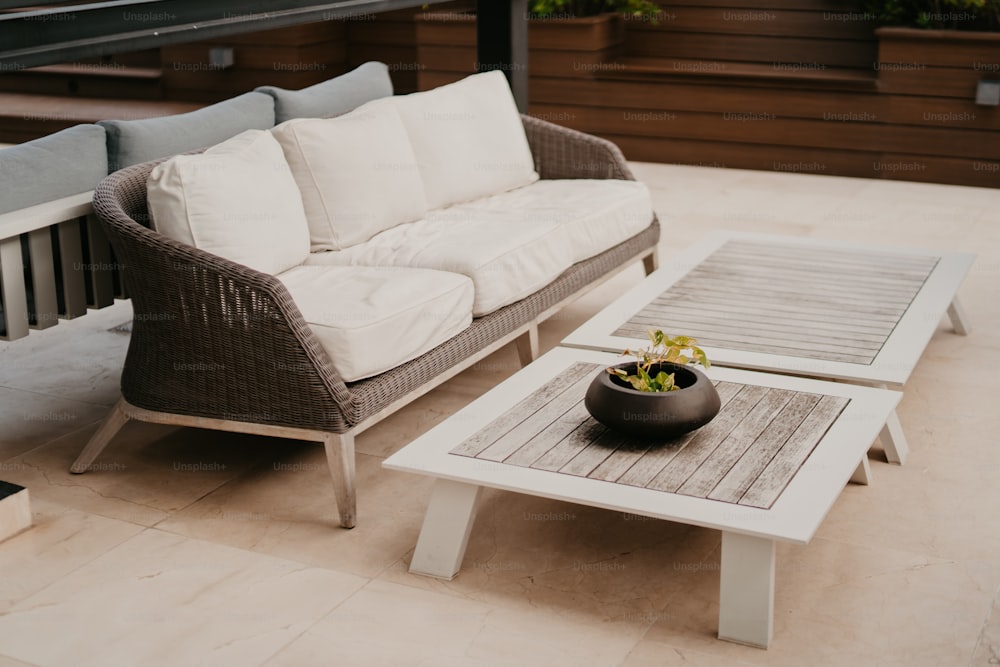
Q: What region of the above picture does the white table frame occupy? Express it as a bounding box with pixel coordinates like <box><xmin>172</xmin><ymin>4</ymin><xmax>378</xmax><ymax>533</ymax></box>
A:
<box><xmin>383</xmin><ymin>347</ymin><xmax>902</xmax><ymax>648</ymax></box>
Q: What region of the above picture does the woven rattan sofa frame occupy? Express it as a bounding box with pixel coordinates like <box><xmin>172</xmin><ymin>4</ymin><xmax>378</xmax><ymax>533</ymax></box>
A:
<box><xmin>70</xmin><ymin>115</ymin><xmax>661</xmax><ymax>529</ymax></box>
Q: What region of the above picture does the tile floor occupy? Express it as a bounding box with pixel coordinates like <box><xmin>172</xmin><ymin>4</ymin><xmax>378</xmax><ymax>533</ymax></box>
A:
<box><xmin>0</xmin><ymin>163</ymin><xmax>998</xmax><ymax>666</ymax></box>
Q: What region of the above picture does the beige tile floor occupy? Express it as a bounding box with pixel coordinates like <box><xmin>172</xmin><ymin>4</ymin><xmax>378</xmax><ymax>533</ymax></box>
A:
<box><xmin>0</xmin><ymin>163</ymin><xmax>998</xmax><ymax>667</ymax></box>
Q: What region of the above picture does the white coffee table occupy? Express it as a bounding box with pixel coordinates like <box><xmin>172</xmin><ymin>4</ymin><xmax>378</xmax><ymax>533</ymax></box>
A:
<box><xmin>562</xmin><ymin>232</ymin><xmax>973</xmax><ymax>464</ymax></box>
<box><xmin>383</xmin><ymin>347</ymin><xmax>902</xmax><ymax>648</ymax></box>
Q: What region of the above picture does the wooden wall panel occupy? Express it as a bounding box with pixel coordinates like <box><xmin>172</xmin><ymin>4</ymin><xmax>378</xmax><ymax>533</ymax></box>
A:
<box><xmin>604</xmin><ymin>133</ymin><xmax>878</xmax><ymax>175</ymax></box>
<box><xmin>419</xmin><ymin>45</ymin><xmax>623</xmax><ymax>78</ymax></box>
<box><xmin>883</xmin><ymin>94</ymin><xmax>1000</xmax><ymax>130</ymax></box>
<box><xmin>626</xmin><ymin>33</ymin><xmax>877</xmax><ymax>69</ymax></box>
<box><xmin>877</xmin><ymin>28</ymin><xmax>1000</xmax><ymax>67</ymax></box>
<box><xmin>603</xmin><ymin>134</ymin><xmax>1000</xmax><ymax>187</ymax></box>
<box><xmin>627</xmin><ymin>7</ymin><xmax>877</xmax><ymax>40</ymax></box>
<box><xmin>529</xmin><ymin>14</ymin><xmax>626</xmax><ymax>50</ymax></box>
<box><xmin>531</xmin><ymin>78</ymin><xmax>885</xmax><ymax>119</ymax></box>
<box><xmin>162</xmin><ymin>42</ymin><xmax>347</xmax><ymax>72</ymax></box>
<box><xmin>878</xmin><ymin>67</ymin><xmax>990</xmax><ymax>98</ymax></box>
<box><xmin>161</xmin><ymin>67</ymin><xmax>345</xmax><ymax>103</ymax></box>
<box><xmin>530</xmin><ymin>102</ymin><xmax>1000</xmax><ymax>160</ymax></box>
<box><xmin>345</xmin><ymin>7</ymin><xmax>427</xmax><ymax>94</ymax></box>
<box><xmin>162</xmin><ymin>21</ymin><xmax>347</xmax><ymax>101</ymax></box>
<box><xmin>404</xmin><ymin>5</ymin><xmax>999</xmax><ymax>188</ymax></box>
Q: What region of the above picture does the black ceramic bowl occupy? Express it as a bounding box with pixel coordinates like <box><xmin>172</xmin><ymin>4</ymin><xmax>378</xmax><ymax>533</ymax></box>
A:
<box><xmin>584</xmin><ymin>362</ymin><xmax>721</xmax><ymax>440</ymax></box>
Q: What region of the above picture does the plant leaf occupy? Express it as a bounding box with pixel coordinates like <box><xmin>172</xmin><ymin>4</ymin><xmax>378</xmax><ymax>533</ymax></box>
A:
<box><xmin>654</xmin><ymin>370</ymin><xmax>670</xmax><ymax>390</ymax></box>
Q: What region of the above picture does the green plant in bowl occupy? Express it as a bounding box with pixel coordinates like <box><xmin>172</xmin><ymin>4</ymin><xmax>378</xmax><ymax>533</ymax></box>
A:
<box><xmin>608</xmin><ymin>329</ymin><xmax>710</xmax><ymax>392</ymax></box>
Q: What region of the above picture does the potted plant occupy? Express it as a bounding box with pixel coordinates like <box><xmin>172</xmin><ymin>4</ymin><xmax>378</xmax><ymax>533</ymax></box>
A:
<box><xmin>528</xmin><ymin>0</ymin><xmax>661</xmax><ymax>20</ymax></box>
<box><xmin>865</xmin><ymin>0</ymin><xmax>1000</xmax><ymax>82</ymax></box>
<box><xmin>584</xmin><ymin>329</ymin><xmax>721</xmax><ymax>440</ymax></box>
<box><xmin>864</xmin><ymin>0</ymin><xmax>999</xmax><ymax>31</ymax></box>
<box><xmin>414</xmin><ymin>0</ymin><xmax>661</xmax><ymax>87</ymax></box>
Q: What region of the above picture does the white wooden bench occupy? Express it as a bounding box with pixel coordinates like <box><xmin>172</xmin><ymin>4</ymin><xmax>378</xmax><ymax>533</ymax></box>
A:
<box><xmin>0</xmin><ymin>193</ymin><xmax>123</xmax><ymax>341</ymax></box>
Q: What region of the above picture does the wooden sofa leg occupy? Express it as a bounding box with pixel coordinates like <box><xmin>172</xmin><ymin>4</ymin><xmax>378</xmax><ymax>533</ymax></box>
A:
<box><xmin>642</xmin><ymin>250</ymin><xmax>659</xmax><ymax>276</ymax></box>
<box><xmin>515</xmin><ymin>323</ymin><xmax>539</xmax><ymax>367</ymax></box>
<box><xmin>323</xmin><ymin>432</ymin><xmax>357</xmax><ymax>529</ymax></box>
<box><xmin>70</xmin><ymin>398</ymin><xmax>129</xmax><ymax>473</ymax></box>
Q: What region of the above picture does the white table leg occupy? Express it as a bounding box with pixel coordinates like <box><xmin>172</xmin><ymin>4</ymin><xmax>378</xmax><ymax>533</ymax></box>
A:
<box><xmin>879</xmin><ymin>410</ymin><xmax>909</xmax><ymax>465</ymax></box>
<box><xmin>719</xmin><ymin>531</ymin><xmax>775</xmax><ymax>649</ymax></box>
<box><xmin>947</xmin><ymin>297</ymin><xmax>971</xmax><ymax>336</ymax></box>
<box><xmin>850</xmin><ymin>456</ymin><xmax>871</xmax><ymax>485</ymax></box>
<box><xmin>409</xmin><ymin>479</ymin><xmax>483</xmax><ymax>580</ymax></box>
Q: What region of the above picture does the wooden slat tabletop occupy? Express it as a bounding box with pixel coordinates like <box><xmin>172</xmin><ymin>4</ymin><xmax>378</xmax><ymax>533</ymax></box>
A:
<box><xmin>612</xmin><ymin>239</ymin><xmax>939</xmax><ymax>364</ymax></box>
<box><xmin>450</xmin><ymin>362</ymin><xmax>849</xmax><ymax>510</ymax></box>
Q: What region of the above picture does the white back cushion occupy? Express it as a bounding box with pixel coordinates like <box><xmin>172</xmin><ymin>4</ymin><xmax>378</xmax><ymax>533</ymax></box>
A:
<box><xmin>147</xmin><ymin>130</ymin><xmax>310</xmax><ymax>275</ymax></box>
<box><xmin>387</xmin><ymin>70</ymin><xmax>539</xmax><ymax>210</ymax></box>
<box><xmin>271</xmin><ymin>103</ymin><xmax>427</xmax><ymax>251</ymax></box>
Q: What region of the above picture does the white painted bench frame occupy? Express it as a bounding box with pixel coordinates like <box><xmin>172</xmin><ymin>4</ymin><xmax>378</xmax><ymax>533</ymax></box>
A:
<box><xmin>383</xmin><ymin>347</ymin><xmax>903</xmax><ymax>649</ymax></box>
<box><xmin>0</xmin><ymin>192</ymin><xmax>120</xmax><ymax>341</ymax></box>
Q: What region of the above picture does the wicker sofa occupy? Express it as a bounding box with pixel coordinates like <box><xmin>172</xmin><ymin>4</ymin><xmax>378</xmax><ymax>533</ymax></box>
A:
<box><xmin>71</xmin><ymin>72</ymin><xmax>661</xmax><ymax>529</ymax></box>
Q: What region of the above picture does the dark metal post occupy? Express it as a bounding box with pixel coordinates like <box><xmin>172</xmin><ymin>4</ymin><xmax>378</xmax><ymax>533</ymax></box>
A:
<box><xmin>476</xmin><ymin>0</ymin><xmax>528</xmax><ymax>112</ymax></box>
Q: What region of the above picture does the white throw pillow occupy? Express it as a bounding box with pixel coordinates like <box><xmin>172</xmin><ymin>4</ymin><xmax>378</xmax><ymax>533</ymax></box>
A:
<box><xmin>385</xmin><ymin>70</ymin><xmax>539</xmax><ymax>210</ymax></box>
<box><xmin>271</xmin><ymin>103</ymin><xmax>427</xmax><ymax>251</ymax></box>
<box><xmin>147</xmin><ymin>130</ymin><xmax>310</xmax><ymax>275</ymax></box>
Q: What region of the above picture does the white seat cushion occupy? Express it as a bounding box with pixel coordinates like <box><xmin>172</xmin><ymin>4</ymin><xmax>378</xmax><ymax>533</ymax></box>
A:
<box><xmin>303</xmin><ymin>178</ymin><xmax>652</xmax><ymax>316</ymax></box>
<box><xmin>147</xmin><ymin>130</ymin><xmax>310</xmax><ymax>275</ymax></box>
<box><xmin>271</xmin><ymin>103</ymin><xmax>427</xmax><ymax>252</ymax></box>
<box><xmin>304</xmin><ymin>211</ymin><xmax>574</xmax><ymax>317</ymax></box>
<box><xmin>375</xmin><ymin>71</ymin><xmax>539</xmax><ymax>210</ymax></box>
<box><xmin>276</xmin><ymin>265</ymin><xmax>473</xmax><ymax>382</ymax></box>
<box><xmin>478</xmin><ymin>179</ymin><xmax>654</xmax><ymax>264</ymax></box>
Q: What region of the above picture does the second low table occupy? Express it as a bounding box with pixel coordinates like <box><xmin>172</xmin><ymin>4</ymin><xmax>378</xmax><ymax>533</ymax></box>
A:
<box><xmin>562</xmin><ymin>232</ymin><xmax>973</xmax><ymax>464</ymax></box>
<box><xmin>564</xmin><ymin>231</ymin><xmax>972</xmax><ymax>387</ymax></box>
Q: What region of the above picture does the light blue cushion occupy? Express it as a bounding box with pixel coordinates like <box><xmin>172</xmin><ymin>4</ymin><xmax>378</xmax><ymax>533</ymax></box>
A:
<box><xmin>0</xmin><ymin>124</ymin><xmax>107</xmax><ymax>214</ymax></box>
<box><xmin>256</xmin><ymin>61</ymin><xmax>393</xmax><ymax>124</ymax></box>
<box><xmin>99</xmin><ymin>91</ymin><xmax>275</xmax><ymax>172</ymax></box>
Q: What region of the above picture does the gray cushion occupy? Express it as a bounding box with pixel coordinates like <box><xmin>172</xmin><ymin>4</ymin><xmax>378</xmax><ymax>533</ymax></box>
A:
<box><xmin>256</xmin><ymin>61</ymin><xmax>393</xmax><ymax>124</ymax></box>
<box><xmin>99</xmin><ymin>91</ymin><xmax>275</xmax><ymax>172</ymax></box>
<box><xmin>0</xmin><ymin>124</ymin><xmax>107</xmax><ymax>214</ymax></box>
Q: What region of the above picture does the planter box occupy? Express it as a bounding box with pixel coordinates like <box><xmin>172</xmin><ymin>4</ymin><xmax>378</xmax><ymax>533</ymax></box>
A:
<box><xmin>876</xmin><ymin>27</ymin><xmax>1000</xmax><ymax>98</ymax></box>
<box><xmin>416</xmin><ymin>11</ymin><xmax>624</xmax><ymax>89</ymax></box>
<box><xmin>871</xmin><ymin>27</ymin><xmax>1000</xmax><ymax>185</ymax></box>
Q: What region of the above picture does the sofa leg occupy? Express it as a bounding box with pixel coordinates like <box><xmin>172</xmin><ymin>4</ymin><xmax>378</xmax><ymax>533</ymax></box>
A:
<box><xmin>323</xmin><ymin>432</ymin><xmax>357</xmax><ymax>529</ymax></box>
<box><xmin>515</xmin><ymin>323</ymin><xmax>539</xmax><ymax>367</ymax></box>
<box><xmin>642</xmin><ymin>250</ymin><xmax>659</xmax><ymax>276</ymax></box>
<box><xmin>70</xmin><ymin>398</ymin><xmax>129</xmax><ymax>473</ymax></box>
